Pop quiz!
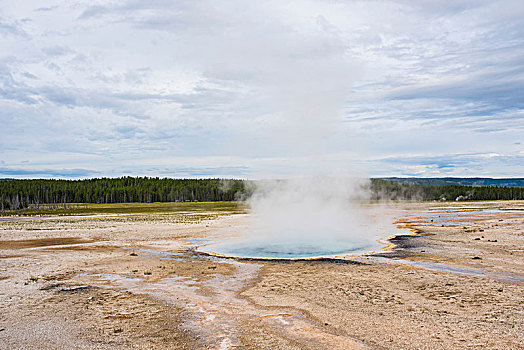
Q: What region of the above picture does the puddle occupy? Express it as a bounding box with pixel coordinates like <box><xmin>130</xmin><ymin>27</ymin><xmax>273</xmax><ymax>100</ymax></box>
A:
<box><xmin>398</xmin><ymin>209</ymin><xmax>524</xmax><ymax>227</ymax></box>
<box><xmin>405</xmin><ymin>221</ymin><xmax>477</xmax><ymax>227</ymax></box>
<box><xmin>366</xmin><ymin>256</ymin><xmax>524</xmax><ymax>285</ymax></box>
<box><xmin>77</xmin><ymin>273</ymin><xmax>144</xmax><ymax>283</ymax></box>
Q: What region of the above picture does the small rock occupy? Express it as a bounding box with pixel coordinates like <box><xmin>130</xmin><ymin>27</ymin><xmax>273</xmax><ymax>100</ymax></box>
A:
<box><xmin>130</xmin><ymin>252</ymin><xmax>138</xmax><ymax>256</ymax></box>
<box><xmin>472</xmin><ymin>256</ymin><xmax>482</xmax><ymax>260</ymax></box>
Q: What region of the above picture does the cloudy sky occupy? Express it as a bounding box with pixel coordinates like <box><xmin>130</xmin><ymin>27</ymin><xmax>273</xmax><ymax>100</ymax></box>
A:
<box><xmin>1</xmin><ymin>0</ymin><xmax>523</xmax><ymax>179</ymax></box>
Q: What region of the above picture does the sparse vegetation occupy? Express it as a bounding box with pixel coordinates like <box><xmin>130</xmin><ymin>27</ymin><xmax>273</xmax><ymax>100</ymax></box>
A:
<box><xmin>0</xmin><ymin>200</ymin><xmax>245</xmax><ymax>216</ymax></box>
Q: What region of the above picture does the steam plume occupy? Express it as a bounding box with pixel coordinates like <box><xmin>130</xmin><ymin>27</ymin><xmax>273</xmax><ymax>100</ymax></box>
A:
<box><xmin>205</xmin><ymin>3</ymin><xmax>376</xmax><ymax>258</ymax></box>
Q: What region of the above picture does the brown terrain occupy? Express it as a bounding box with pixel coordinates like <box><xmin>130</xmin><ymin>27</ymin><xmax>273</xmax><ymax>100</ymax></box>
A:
<box><xmin>0</xmin><ymin>201</ymin><xmax>523</xmax><ymax>349</ymax></box>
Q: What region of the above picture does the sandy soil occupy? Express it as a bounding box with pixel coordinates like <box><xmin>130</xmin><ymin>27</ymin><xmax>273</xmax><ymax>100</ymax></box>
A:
<box><xmin>0</xmin><ymin>202</ymin><xmax>523</xmax><ymax>349</ymax></box>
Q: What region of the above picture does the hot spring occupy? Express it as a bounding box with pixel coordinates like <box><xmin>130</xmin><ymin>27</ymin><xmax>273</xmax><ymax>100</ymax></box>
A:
<box><xmin>197</xmin><ymin>222</ymin><xmax>412</xmax><ymax>260</ymax></box>
<box><xmin>197</xmin><ymin>178</ymin><xmax>410</xmax><ymax>260</ymax></box>
<box><xmin>201</xmin><ymin>237</ymin><xmax>371</xmax><ymax>259</ymax></box>
<box><xmin>198</xmin><ymin>202</ymin><xmax>412</xmax><ymax>259</ymax></box>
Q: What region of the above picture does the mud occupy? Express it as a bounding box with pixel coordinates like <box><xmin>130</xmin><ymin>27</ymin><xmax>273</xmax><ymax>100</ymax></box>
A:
<box><xmin>0</xmin><ymin>237</ymin><xmax>96</xmax><ymax>249</ymax></box>
<box><xmin>0</xmin><ymin>201</ymin><xmax>522</xmax><ymax>349</ymax></box>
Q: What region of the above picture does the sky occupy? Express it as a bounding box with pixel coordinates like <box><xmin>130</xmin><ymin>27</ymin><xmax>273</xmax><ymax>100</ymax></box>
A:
<box><xmin>0</xmin><ymin>0</ymin><xmax>523</xmax><ymax>179</ymax></box>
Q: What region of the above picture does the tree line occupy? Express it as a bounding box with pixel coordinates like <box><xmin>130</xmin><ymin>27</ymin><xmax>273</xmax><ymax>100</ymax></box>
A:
<box><xmin>0</xmin><ymin>177</ymin><xmax>248</xmax><ymax>211</ymax></box>
<box><xmin>369</xmin><ymin>179</ymin><xmax>524</xmax><ymax>201</ymax></box>
<box><xmin>1</xmin><ymin>177</ymin><xmax>523</xmax><ymax>211</ymax></box>
<box><xmin>380</xmin><ymin>177</ymin><xmax>524</xmax><ymax>187</ymax></box>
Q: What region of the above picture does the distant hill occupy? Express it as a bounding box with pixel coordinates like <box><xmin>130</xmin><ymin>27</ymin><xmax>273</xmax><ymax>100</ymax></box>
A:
<box><xmin>378</xmin><ymin>177</ymin><xmax>524</xmax><ymax>187</ymax></box>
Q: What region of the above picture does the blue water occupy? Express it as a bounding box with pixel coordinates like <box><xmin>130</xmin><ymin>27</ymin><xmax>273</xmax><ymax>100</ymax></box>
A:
<box><xmin>200</xmin><ymin>208</ymin><xmax>524</xmax><ymax>259</ymax></box>
<box><xmin>204</xmin><ymin>240</ymin><xmax>372</xmax><ymax>259</ymax></box>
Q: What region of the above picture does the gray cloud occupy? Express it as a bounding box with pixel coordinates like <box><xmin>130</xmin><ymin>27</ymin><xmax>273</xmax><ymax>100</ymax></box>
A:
<box><xmin>0</xmin><ymin>18</ymin><xmax>27</xmax><ymax>38</ymax></box>
<box><xmin>35</xmin><ymin>6</ymin><xmax>59</xmax><ymax>13</ymax></box>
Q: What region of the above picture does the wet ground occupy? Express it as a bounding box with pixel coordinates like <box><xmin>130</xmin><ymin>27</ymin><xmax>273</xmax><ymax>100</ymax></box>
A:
<box><xmin>0</xmin><ymin>201</ymin><xmax>523</xmax><ymax>349</ymax></box>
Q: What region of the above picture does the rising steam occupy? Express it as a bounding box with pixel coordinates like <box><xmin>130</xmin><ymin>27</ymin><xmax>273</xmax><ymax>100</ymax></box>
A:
<box><xmin>199</xmin><ymin>3</ymin><xmax>381</xmax><ymax>258</ymax></box>
<box><xmin>240</xmin><ymin>177</ymin><xmax>375</xmax><ymax>258</ymax></box>
<box><xmin>210</xmin><ymin>66</ymin><xmax>377</xmax><ymax>258</ymax></box>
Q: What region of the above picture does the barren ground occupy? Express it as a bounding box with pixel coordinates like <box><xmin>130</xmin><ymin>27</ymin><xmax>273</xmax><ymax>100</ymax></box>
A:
<box><xmin>0</xmin><ymin>201</ymin><xmax>523</xmax><ymax>349</ymax></box>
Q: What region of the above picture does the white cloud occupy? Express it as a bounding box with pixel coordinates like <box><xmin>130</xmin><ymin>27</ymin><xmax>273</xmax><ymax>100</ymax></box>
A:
<box><xmin>0</xmin><ymin>0</ymin><xmax>523</xmax><ymax>178</ymax></box>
